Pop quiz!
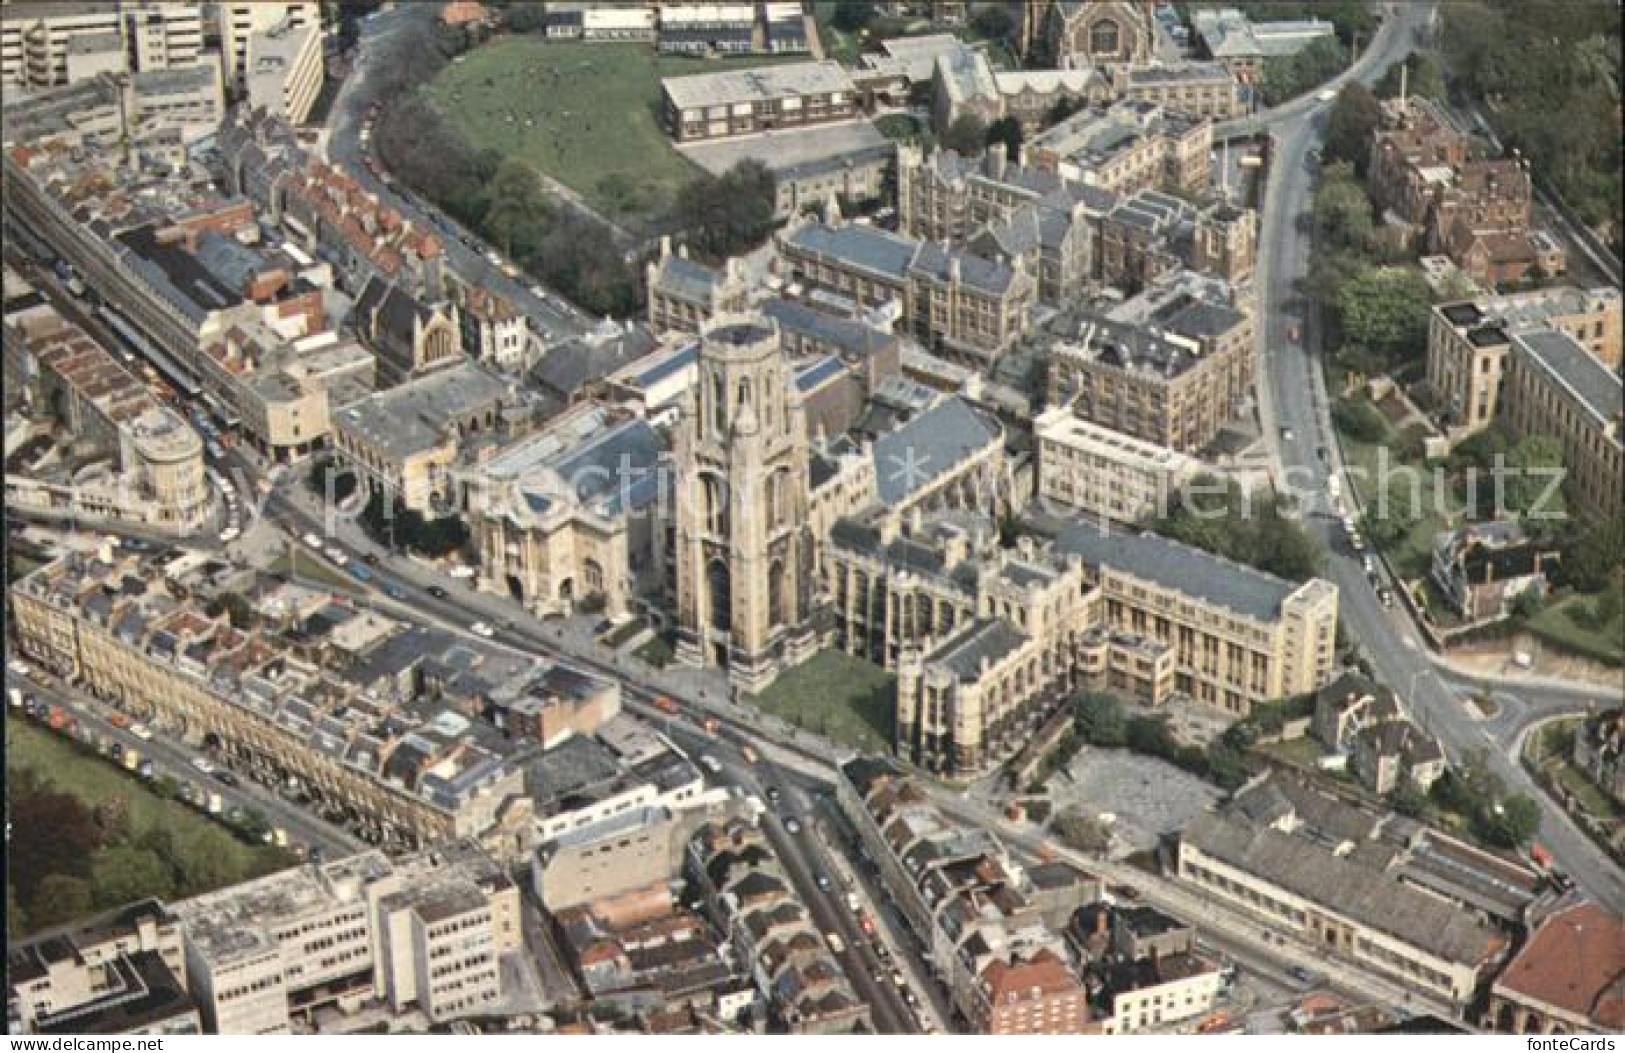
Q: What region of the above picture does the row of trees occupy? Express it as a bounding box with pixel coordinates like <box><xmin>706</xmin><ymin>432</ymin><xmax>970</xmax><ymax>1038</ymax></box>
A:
<box><xmin>367</xmin><ymin>22</ymin><xmax>643</xmax><ymax>318</ymax></box>
<box><xmin>1153</xmin><ymin>477</ymin><xmax>1324</xmax><ymax>583</ymax></box>
<box><xmin>359</xmin><ymin>490</ymin><xmax>470</xmax><ymax>560</ymax></box>
<box><xmin>1074</xmin><ymin>692</ymin><xmax>1255</xmax><ymax>791</ymax></box>
<box><xmin>1439</xmin><ymin>0</ymin><xmax>1622</xmax><ymax>249</ymax></box>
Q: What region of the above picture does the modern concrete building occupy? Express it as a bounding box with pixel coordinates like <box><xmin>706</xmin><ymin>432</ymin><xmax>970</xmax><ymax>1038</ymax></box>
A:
<box><xmin>662</xmin><ymin>60</ymin><xmax>857</xmax><ymax>142</ymax></box>
<box><xmin>2</xmin><ymin>1</ymin><xmax>204</xmax><ymax>92</ymax></box>
<box><xmin>171</xmin><ymin>844</ymin><xmax>517</xmax><ymax>1033</ymax></box>
<box><xmin>217</xmin><ymin>1</ymin><xmax>318</xmax><ymax>92</ymax></box>
<box><xmin>243</xmin><ymin>13</ymin><xmax>322</xmax><ymax>125</ymax></box>
<box><xmin>7</xmin><ymin>901</ymin><xmax>199</xmax><ymax>1036</ymax></box>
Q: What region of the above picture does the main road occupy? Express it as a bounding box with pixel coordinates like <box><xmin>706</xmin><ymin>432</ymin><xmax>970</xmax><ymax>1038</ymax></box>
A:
<box><xmin>1248</xmin><ymin>3</ymin><xmax>1625</xmax><ymax>911</ymax></box>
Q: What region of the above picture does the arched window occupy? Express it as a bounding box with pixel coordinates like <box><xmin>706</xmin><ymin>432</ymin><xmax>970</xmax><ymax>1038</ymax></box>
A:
<box><xmin>707</xmin><ymin>559</ymin><xmax>731</xmax><ymax>631</ymax></box>
<box><xmin>704</xmin><ymin>474</ymin><xmax>729</xmax><ymax>535</ymax></box>
<box><xmin>1088</xmin><ymin>17</ymin><xmax>1120</xmax><ymax>56</ymax></box>
<box><xmin>584</xmin><ymin>559</ymin><xmax>603</xmax><ymax>590</ymax></box>
<box><xmin>768</xmin><ymin>558</ymin><xmax>786</xmax><ymax>629</ymax></box>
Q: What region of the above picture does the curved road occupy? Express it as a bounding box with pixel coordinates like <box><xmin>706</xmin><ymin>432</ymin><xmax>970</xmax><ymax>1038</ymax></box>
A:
<box><xmin>1249</xmin><ymin>2</ymin><xmax>1625</xmax><ymax>911</ymax></box>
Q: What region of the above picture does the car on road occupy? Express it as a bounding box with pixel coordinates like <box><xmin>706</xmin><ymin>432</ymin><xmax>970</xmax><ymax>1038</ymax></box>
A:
<box><xmin>384</xmin><ymin>585</ymin><xmax>409</xmax><ymax>601</ymax></box>
<box><xmin>784</xmin><ymin>817</ymin><xmax>802</xmax><ymax>834</ymax></box>
<box><xmin>131</xmin><ymin>723</ymin><xmax>153</xmax><ymax>741</ymax></box>
<box><xmin>325</xmin><ymin>547</ymin><xmax>350</xmax><ymax>567</ymax></box>
<box><xmin>192</xmin><ymin>757</ymin><xmax>215</xmax><ymax>775</ymax></box>
<box><xmin>470</xmin><ymin>621</ymin><xmax>495</xmax><ymax>638</ymax></box>
<box><xmin>892</xmin><ymin>970</ymin><xmax>907</xmax><ymax>989</ymax></box>
<box><xmin>215</xmin><ymin>770</ymin><xmax>239</xmax><ymax>788</ymax></box>
<box><xmin>1378</xmin><ymin>587</ymin><xmax>1394</xmax><ymax>607</ymax></box>
<box><xmin>766</xmin><ymin>786</ymin><xmax>781</xmax><ymax>804</ymax></box>
<box><xmin>816</xmin><ymin>873</ymin><xmax>832</xmax><ymax>892</ymax></box>
<box><xmin>349</xmin><ymin>564</ymin><xmax>372</xmax><ymax>582</ymax></box>
<box><xmin>427</xmin><ymin>585</ymin><xmax>448</xmax><ymax>598</ymax></box>
<box><xmin>825</xmin><ymin>932</ymin><xmax>845</xmax><ymax>954</ymax></box>
<box><xmin>699</xmin><ymin>755</ymin><xmax>723</xmax><ymax>775</ymax></box>
<box><xmin>363</xmin><ymin>552</ymin><xmax>380</xmax><ymax>566</ymax></box>
<box><xmin>303</xmin><ymin>532</ymin><xmax>323</xmax><ymax>549</ymax></box>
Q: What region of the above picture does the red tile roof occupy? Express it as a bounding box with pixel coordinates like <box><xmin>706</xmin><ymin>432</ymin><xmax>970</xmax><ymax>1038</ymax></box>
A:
<box><xmin>1497</xmin><ymin>899</ymin><xmax>1625</xmax><ymax>1028</ymax></box>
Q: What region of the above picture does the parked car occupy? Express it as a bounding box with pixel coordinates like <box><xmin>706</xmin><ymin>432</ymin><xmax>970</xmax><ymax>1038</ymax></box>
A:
<box><xmin>470</xmin><ymin>622</ymin><xmax>495</xmax><ymax>638</ymax></box>
<box><xmin>427</xmin><ymin>585</ymin><xmax>448</xmax><ymax>599</ymax></box>
<box><xmin>699</xmin><ymin>755</ymin><xmax>723</xmax><ymax>775</ymax></box>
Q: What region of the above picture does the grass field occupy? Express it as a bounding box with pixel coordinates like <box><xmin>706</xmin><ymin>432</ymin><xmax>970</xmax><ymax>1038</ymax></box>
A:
<box><xmin>1338</xmin><ymin>428</ymin><xmax>1462</xmax><ymax>580</ymax></box>
<box><xmin>7</xmin><ymin>716</ymin><xmax>293</xmax><ymax>933</ymax></box>
<box><xmin>1526</xmin><ymin>594</ymin><xmax>1625</xmax><ymax>666</ymax></box>
<box><xmin>268</xmin><ymin>551</ymin><xmax>357</xmax><ymax>592</ymax></box>
<box><xmin>427</xmin><ymin>39</ymin><xmax>802</xmax><ymax>224</ymax></box>
<box><xmin>749</xmin><ymin>648</ymin><xmax>896</xmax><ymax>753</ymax></box>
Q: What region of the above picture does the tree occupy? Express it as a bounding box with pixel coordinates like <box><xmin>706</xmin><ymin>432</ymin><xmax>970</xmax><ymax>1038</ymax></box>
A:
<box><xmin>1502</xmin><ymin>436</ymin><xmax>1567</xmax><ymax>521</ymax></box>
<box><xmin>1260</xmin><ymin>36</ymin><xmax>1347</xmax><ymax>107</ymax></box>
<box><xmin>502</xmin><ymin>0</ymin><xmax>549</xmax><ymax>33</ymax></box>
<box><xmin>1480</xmin><ymin>793</ymin><xmax>1541</xmax><ymax>848</ymax></box>
<box><xmin>482</xmin><ymin>158</ymin><xmax>553</xmax><ymax>261</ymax></box>
<box><xmin>1388</xmin><ymin>780</ymin><xmax>1430</xmax><ymax>819</ymax></box>
<box><xmin>1555</xmin><ymin>514</ymin><xmax>1625</xmax><ymax>592</ymax></box>
<box><xmin>672</xmin><ymin>159</ymin><xmax>777</xmax><ymax>260</ymax></box>
<box><xmin>984</xmin><ymin>116</ymin><xmax>1024</xmax><ymax>158</ymax></box>
<box><xmin>1053</xmin><ymin>807</ymin><xmax>1111</xmax><ymax>854</ymax></box>
<box><xmin>8</xmin><ymin>779</ymin><xmax>101</xmax><ymax>902</ymax></box>
<box><xmin>28</xmin><ymin>875</ymin><xmax>94</xmax><ymax>931</ymax></box>
<box><xmin>1332</xmin><ymin>397</ymin><xmax>1388</xmax><ymax>444</ymax></box>
<box><xmin>1323</xmin><ymin>82</ymin><xmax>1381</xmax><ymax>172</ymax></box>
<box><xmin>941</xmin><ymin>114</ymin><xmax>988</xmax><ymax>156</ymax></box>
<box><xmin>91</xmin><ymin>847</ymin><xmax>175</xmax><ymax>910</ymax></box>
<box><xmin>306</xmin><ymin>455</ymin><xmax>357</xmax><ymax>504</ymax></box>
<box><xmin>830</xmin><ymin>0</ymin><xmax>876</xmax><ymax>33</ymax></box>
<box><xmin>969</xmin><ymin>4</ymin><xmax>1013</xmax><ymax>41</ymax></box>
<box><xmin>1075</xmin><ymin>692</ymin><xmax>1127</xmax><ymax>748</ymax></box>
<box><xmin>1314</xmin><ymin>172</ymin><xmax>1375</xmax><ymax>250</ymax></box>
<box><xmin>1335</xmin><ymin>267</ymin><xmax>1432</xmax><ymax>364</ymax></box>
<box><xmin>1126</xmin><ymin>715</ymin><xmax>1177</xmax><ymax>759</ymax></box>
<box><xmin>7</xmin><ymin>884</ymin><xmax>27</xmax><ymax>939</ymax></box>
<box><xmin>1375</xmin><ymin>54</ymin><xmax>1446</xmax><ymax>102</ymax></box>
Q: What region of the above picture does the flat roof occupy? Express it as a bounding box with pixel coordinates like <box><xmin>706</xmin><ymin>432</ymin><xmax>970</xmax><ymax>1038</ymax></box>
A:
<box><xmin>663</xmin><ymin>60</ymin><xmax>854</xmax><ymax>111</ymax></box>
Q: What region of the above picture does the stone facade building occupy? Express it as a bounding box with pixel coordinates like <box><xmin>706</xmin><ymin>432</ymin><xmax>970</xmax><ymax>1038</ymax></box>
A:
<box><xmin>1503</xmin><ymin>328</ymin><xmax>1624</xmax><ymax>523</ymax></box>
<box><xmin>1425</xmin><ymin>285</ymin><xmax>1621</xmax><ymax>441</ymax></box>
<box><xmin>1057</xmin><ymin>526</ymin><xmax>1339</xmax><ymax>715</ymax></box>
<box><xmin>645</xmin><ymin>238</ymin><xmax>749</xmax><ymax>336</ymax></box>
<box><xmin>672</xmin><ymin>319</ymin><xmax>819</xmax><ymax>690</ymax></box>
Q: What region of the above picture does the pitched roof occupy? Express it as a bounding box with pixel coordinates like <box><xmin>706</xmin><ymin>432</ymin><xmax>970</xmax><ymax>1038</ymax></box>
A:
<box><xmin>1495</xmin><ymin>898</ymin><xmax>1625</xmax><ymax>1028</ymax></box>
<box><xmin>872</xmin><ymin>397</ymin><xmax>1001</xmax><ymax>505</ymax></box>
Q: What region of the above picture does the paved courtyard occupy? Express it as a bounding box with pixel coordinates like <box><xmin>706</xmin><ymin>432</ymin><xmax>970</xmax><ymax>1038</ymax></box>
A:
<box><xmin>1048</xmin><ymin>746</ymin><xmax>1224</xmax><ymax>855</ymax></box>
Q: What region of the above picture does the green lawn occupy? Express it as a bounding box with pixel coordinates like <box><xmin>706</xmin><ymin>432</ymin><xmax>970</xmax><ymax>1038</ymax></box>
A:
<box><xmin>268</xmin><ymin>551</ymin><xmax>357</xmax><ymax>592</ymax></box>
<box><xmin>1526</xmin><ymin>595</ymin><xmax>1625</xmax><ymax>666</ymax></box>
<box><xmin>7</xmin><ymin>717</ymin><xmax>293</xmax><ymax>934</ymax></box>
<box><xmin>749</xmin><ymin>648</ymin><xmax>896</xmax><ymax>753</ymax></box>
<box><xmin>1253</xmin><ymin>735</ymin><xmax>1329</xmax><ymax>770</ymax></box>
<box><xmin>427</xmin><ymin>39</ymin><xmax>803</xmax><ymax>223</ymax></box>
<box><xmin>811</xmin><ymin>2</ymin><xmax>866</xmax><ymax>63</ymax></box>
<box><xmin>1338</xmin><ymin>427</ymin><xmax>1462</xmax><ymax>580</ymax></box>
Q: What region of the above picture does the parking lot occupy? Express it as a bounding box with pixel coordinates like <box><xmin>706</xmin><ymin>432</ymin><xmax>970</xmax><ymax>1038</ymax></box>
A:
<box><xmin>1048</xmin><ymin>746</ymin><xmax>1224</xmax><ymax>855</ymax></box>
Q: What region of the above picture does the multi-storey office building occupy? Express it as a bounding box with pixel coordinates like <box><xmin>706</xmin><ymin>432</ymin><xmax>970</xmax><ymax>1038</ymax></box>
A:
<box><xmin>1503</xmin><ymin>328</ymin><xmax>1623</xmax><ymax>523</ymax></box>
<box><xmin>661</xmin><ymin>60</ymin><xmax>857</xmax><ymax>142</ymax></box>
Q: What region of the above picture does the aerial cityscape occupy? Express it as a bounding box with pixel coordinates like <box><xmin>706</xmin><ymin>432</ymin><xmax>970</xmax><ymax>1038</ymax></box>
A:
<box><xmin>3</xmin><ymin>0</ymin><xmax>1622</xmax><ymax>1039</ymax></box>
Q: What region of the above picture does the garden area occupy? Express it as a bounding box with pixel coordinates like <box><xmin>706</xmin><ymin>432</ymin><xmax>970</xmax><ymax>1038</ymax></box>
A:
<box><xmin>748</xmin><ymin>648</ymin><xmax>895</xmax><ymax>753</ymax></box>
<box><xmin>6</xmin><ymin>716</ymin><xmax>293</xmax><ymax>938</ymax></box>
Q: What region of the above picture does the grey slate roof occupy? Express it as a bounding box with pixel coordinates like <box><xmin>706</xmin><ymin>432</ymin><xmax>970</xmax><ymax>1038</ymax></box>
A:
<box><xmin>1512</xmin><ymin>328</ymin><xmax>1624</xmax><ymax>428</ymax></box>
<box><xmin>872</xmin><ymin>397</ymin><xmax>1000</xmax><ymax>506</ymax></box>
<box><xmin>784</xmin><ymin>222</ymin><xmax>917</xmax><ymax>282</ymax></box>
<box><xmin>1055</xmin><ymin>526</ymin><xmax>1299</xmax><ymax>622</ymax></box>
<box><xmin>930</xmin><ymin>618</ymin><xmax>1030</xmax><ymax>682</ymax></box>
<box><xmin>1183</xmin><ymin>812</ymin><xmax>1497</xmax><ymax>966</ymax></box>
